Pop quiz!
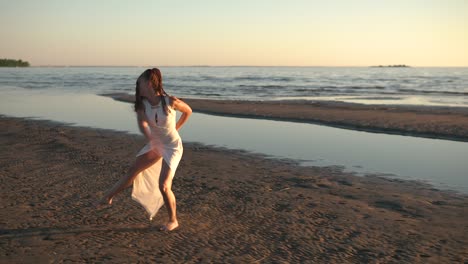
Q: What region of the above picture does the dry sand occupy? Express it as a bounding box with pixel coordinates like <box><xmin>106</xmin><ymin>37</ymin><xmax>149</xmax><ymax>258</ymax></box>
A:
<box><xmin>105</xmin><ymin>93</ymin><xmax>468</xmax><ymax>142</ymax></box>
<box><xmin>1</xmin><ymin>116</ymin><xmax>467</xmax><ymax>263</ymax></box>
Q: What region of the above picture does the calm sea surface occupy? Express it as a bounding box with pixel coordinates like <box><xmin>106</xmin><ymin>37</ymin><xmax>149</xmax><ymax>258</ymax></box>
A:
<box><xmin>1</xmin><ymin>66</ymin><xmax>467</xmax><ymax>107</ymax></box>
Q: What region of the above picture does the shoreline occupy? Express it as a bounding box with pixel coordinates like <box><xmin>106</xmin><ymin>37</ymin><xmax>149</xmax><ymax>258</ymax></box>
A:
<box><xmin>1</xmin><ymin>116</ymin><xmax>467</xmax><ymax>262</ymax></box>
<box><xmin>103</xmin><ymin>93</ymin><xmax>468</xmax><ymax>142</ymax></box>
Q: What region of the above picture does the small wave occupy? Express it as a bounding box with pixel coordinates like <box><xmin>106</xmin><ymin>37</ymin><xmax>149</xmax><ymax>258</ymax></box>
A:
<box><xmin>234</xmin><ymin>76</ymin><xmax>293</xmax><ymax>82</ymax></box>
<box><xmin>294</xmin><ymin>88</ymin><xmax>310</xmax><ymax>92</ymax></box>
<box><xmin>293</xmin><ymin>86</ymin><xmax>386</xmax><ymax>92</ymax></box>
<box><xmin>320</xmin><ymin>85</ymin><xmax>386</xmax><ymax>90</ymax></box>
<box><xmin>352</xmin><ymin>96</ymin><xmax>403</xmax><ymax>100</ymax></box>
<box><xmin>20</xmin><ymin>82</ymin><xmax>58</xmax><ymax>89</ymax></box>
<box><xmin>199</xmin><ymin>75</ymin><xmax>228</xmax><ymax>82</ymax></box>
<box><xmin>238</xmin><ymin>84</ymin><xmax>284</xmax><ymax>89</ymax></box>
<box><xmin>192</xmin><ymin>92</ymin><xmax>223</xmax><ymax>96</ymax></box>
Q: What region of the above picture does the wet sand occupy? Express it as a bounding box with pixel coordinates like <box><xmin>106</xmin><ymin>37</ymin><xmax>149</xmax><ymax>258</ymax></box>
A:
<box><xmin>105</xmin><ymin>93</ymin><xmax>468</xmax><ymax>142</ymax></box>
<box><xmin>1</xmin><ymin>116</ymin><xmax>467</xmax><ymax>263</ymax></box>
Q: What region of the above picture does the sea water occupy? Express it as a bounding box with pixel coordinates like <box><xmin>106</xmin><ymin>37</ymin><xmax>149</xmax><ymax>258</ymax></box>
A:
<box><xmin>1</xmin><ymin>67</ymin><xmax>468</xmax><ymax>193</ymax></box>
<box><xmin>1</xmin><ymin>66</ymin><xmax>467</xmax><ymax>107</ymax></box>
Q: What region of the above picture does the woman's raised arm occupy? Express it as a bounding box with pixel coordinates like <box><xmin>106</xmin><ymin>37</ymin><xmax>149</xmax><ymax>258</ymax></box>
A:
<box><xmin>171</xmin><ymin>97</ymin><xmax>192</xmax><ymax>131</ymax></box>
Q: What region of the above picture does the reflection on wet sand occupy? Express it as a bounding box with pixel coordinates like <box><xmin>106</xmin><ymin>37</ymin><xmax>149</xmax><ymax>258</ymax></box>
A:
<box><xmin>1</xmin><ymin>89</ymin><xmax>467</xmax><ymax>193</ymax></box>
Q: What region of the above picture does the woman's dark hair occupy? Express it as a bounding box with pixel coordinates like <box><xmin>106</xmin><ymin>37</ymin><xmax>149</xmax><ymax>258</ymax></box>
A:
<box><xmin>134</xmin><ymin>68</ymin><xmax>169</xmax><ymax>114</ymax></box>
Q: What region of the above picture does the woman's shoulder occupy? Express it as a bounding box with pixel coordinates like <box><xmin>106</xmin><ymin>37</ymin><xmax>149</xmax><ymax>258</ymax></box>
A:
<box><xmin>167</xmin><ymin>95</ymin><xmax>182</xmax><ymax>107</ymax></box>
<box><xmin>168</xmin><ymin>95</ymin><xmax>180</xmax><ymax>101</ymax></box>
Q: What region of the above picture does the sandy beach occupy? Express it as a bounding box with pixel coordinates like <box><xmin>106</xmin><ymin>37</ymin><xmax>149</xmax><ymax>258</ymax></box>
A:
<box><xmin>2</xmin><ymin>0</ymin><xmax>468</xmax><ymax>262</ymax></box>
<box><xmin>1</xmin><ymin>115</ymin><xmax>467</xmax><ymax>263</ymax></box>
<box><xmin>104</xmin><ymin>93</ymin><xmax>468</xmax><ymax>142</ymax></box>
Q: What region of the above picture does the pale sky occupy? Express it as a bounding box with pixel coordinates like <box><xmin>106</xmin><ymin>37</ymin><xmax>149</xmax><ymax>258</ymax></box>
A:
<box><xmin>1</xmin><ymin>0</ymin><xmax>467</xmax><ymax>66</ymax></box>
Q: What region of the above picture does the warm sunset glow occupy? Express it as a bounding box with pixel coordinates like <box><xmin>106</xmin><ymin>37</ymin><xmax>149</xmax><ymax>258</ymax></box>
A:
<box><xmin>1</xmin><ymin>0</ymin><xmax>467</xmax><ymax>66</ymax></box>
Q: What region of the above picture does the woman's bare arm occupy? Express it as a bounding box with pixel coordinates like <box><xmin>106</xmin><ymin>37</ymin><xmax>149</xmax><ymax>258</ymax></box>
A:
<box><xmin>136</xmin><ymin>109</ymin><xmax>152</xmax><ymax>140</ymax></box>
<box><xmin>171</xmin><ymin>97</ymin><xmax>192</xmax><ymax>131</ymax></box>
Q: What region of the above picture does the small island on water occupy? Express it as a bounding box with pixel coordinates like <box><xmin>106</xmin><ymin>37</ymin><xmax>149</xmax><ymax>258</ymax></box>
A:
<box><xmin>370</xmin><ymin>64</ymin><xmax>410</xmax><ymax>68</ymax></box>
<box><xmin>0</xmin><ymin>58</ymin><xmax>30</xmax><ymax>67</ymax></box>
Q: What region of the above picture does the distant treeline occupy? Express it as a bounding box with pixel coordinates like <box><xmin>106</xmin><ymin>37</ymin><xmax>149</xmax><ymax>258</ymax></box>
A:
<box><xmin>0</xmin><ymin>59</ymin><xmax>30</xmax><ymax>67</ymax></box>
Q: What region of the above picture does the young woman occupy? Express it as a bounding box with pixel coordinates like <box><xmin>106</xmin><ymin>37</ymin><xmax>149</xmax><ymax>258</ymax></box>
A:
<box><xmin>97</xmin><ymin>68</ymin><xmax>192</xmax><ymax>231</ymax></box>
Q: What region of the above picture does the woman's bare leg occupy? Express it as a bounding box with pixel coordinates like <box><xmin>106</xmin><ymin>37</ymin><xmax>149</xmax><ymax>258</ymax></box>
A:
<box><xmin>159</xmin><ymin>161</ymin><xmax>178</xmax><ymax>231</ymax></box>
<box><xmin>96</xmin><ymin>150</ymin><xmax>161</xmax><ymax>206</ymax></box>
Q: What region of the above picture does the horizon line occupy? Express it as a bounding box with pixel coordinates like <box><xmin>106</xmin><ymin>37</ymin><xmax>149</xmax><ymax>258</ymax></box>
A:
<box><xmin>29</xmin><ymin>64</ymin><xmax>468</xmax><ymax>68</ymax></box>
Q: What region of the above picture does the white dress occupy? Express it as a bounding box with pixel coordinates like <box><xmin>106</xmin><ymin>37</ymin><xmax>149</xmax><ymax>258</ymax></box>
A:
<box><xmin>131</xmin><ymin>97</ymin><xmax>183</xmax><ymax>220</ymax></box>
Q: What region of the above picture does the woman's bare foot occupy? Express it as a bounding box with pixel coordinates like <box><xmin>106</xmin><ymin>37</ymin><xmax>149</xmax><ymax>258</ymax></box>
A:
<box><xmin>160</xmin><ymin>220</ymin><xmax>179</xmax><ymax>232</ymax></box>
<box><xmin>94</xmin><ymin>196</ymin><xmax>113</xmax><ymax>208</ymax></box>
